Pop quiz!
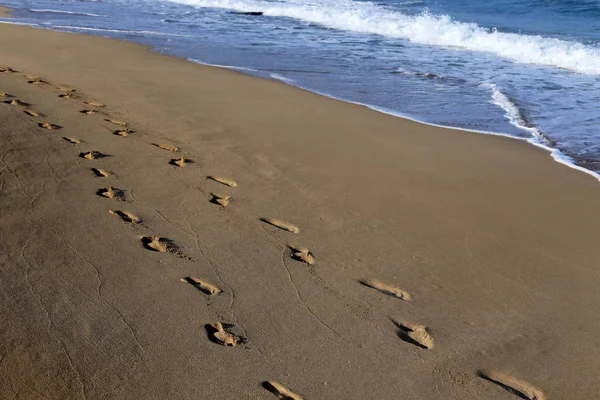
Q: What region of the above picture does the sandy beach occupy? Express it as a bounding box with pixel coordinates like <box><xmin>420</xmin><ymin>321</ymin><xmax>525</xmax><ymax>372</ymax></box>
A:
<box><xmin>2</xmin><ymin>22</ymin><xmax>600</xmax><ymax>399</ymax></box>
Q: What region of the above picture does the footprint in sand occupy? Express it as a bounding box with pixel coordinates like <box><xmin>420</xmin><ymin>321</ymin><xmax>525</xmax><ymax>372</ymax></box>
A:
<box><xmin>153</xmin><ymin>143</ymin><xmax>179</xmax><ymax>152</ymax></box>
<box><xmin>80</xmin><ymin>109</ymin><xmax>96</xmax><ymax>115</ymax></box>
<box><xmin>113</xmin><ymin>128</ymin><xmax>134</xmax><ymax>137</ymax></box>
<box><xmin>38</xmin><ymin>122</ymin><xmax>61</xmax><ymax>130</ymax></box>
<box><xmin>91</xmin><ymin>168</ymin><xmax>109</xmax><ymax>177</ymax></box>
<box><xmin>58</xmin><ymin>90</ymin><xmax>77</xmax><ymax>99</ymax></box>
<box><xmin>180</xmin><ymin>277</ymin><xmax>222</xmax><ymax>295</ymax></box>
<box><xmin>262</xmin><ymin>381</ymin><xmax>304</xmax><ymax>400</ymax></box>
<box><xmin>27</xmin><ymin>78</ymin><xmax>49</xmax><ymax>86</ymax></box>
<box><xmin>6</xmin><ymin>99</ymin><xmax>31</xmax><ymax>107</ymax></box>
<box><xmin>360</xmin><ymin>279</ymin><xmax>411</xmax><ymax>302</ymax></box>
<box><xmin>105</xmin><ymin>118</ymin><xmax>128</xmax><ymax>127</ymax></box>
<box><xmin>97</xmin><ymin>186</ymin><xmax>124</xmax><ymax>200</ymax></box>
<box><xmin>141</xmin><ymin>236</ymin><xmax>191</xmax><ymax>260</ymax></box>
<box><xmin>84</xmin><ymin>101</ymin><xmax>105</xmax><ymax>108</ymax></box>
<box><xmin>207</xmin><ymin>322</ymin><xmax>244</xmax><ymax>346</ymax></box>
<box><xmin>63</xmin><ymin>137</ymin><xmax>81</xmax><ymax>144</ymax></box>
<box><xmin>0</xmin><ymin>92</ymin><xmax>14</xmax><ymax>98</ymax></box>
<box><xmin>80</xmin><ymin>151</ymin><xmax>106</xmax><ymax>160</ymax></box>
<box><xmin>23</xmin><ymin>110</ymin><xmax>41</xmax><ymax>117</ymax></box>
<box><xmin>393</xmin><ymin>321</ymin><xmax>434</xmax><ymax>350</ymax></box>
<box><xmin>141</xmin><ymin>235</ymin><xmax>174</xmax><ymax>253</ymax></box>
<box><xmin>289</xmin><ymin>246</ymin><xmax>315</xmax><ymax>265</ymax></box>
<box><xmin>109</xmin><ymin>210</ymin><xmax>140</xmax><ymax>224</ymax></box>
<box><xmin>261</xmin><ymin>218</ymin><xmax>300</xmax><ymax>233</ymax></box>
<box><xmin>210</xmin><ymin>193</ymin><xmax>231</xmax><ymax>207</ymax></box>
<box><xmin>207</xmin><ymin>176</ymin><xmax>238</xmax><ymax>187</ymax></box>
<box><xmin>169</xmin><ymin>156</ymin><xmax>193</xmax><ymax>167</ymax></box>
<box><xmin>478</xmin><ymin>370</ymin><xmax>545</xmax><ymax>400</ymax></box>
<box><xmin>0</xmin><ymin>66</ymin><xmax>17</xmax><ymax>73</ymax></box>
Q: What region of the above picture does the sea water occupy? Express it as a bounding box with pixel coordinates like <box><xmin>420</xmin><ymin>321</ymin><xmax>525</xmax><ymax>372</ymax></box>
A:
<box><xmin>2</xmin><ymin>0</ymin><xmax>600</xmax><ymax>177</ymax></box>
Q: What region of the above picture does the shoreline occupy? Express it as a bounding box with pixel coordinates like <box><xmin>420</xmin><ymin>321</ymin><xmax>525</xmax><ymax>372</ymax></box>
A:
<box><xmin>2</xmin><ymin>22</ymin><xmax>600</xmax><ymax>399</ymax></box>
<box><xmin>0</xmin><ymin>7</ymin><xmax>598</xmax><ymax>182</ymax></box>
<box><xmin>195</xmin><ymin>58</ymin><xmax>600</xmax><ymax>183</ymax></box>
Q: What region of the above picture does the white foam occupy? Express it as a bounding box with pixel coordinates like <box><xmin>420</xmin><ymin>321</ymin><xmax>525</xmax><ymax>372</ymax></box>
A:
<box><xmin>269</xmin><ymin>72</ymin><xmax>296</xmax><ymax>83</ymax></box>
<box><xmin>29</xmin><ymin>9</ymin><xmax>106</xmax><ymax>17</ymax></box>
<box><xmin>0</xmin><ymin>20</ymin><xmax>38</xmax><ymax>27</ymax></box>
<box><xmin>52</xmin><ymin>25</ymin><xmax>191</xmax><ymax>37</ymax></box>
<box><xmin>189</xmin><ymin>57</ymin><xmax>600</xmax><ymax>182</ymax></box>
<box><xmin>188</xmin><ymin>59</ymin><xmax>261</xmax><ymax>72</ymax></box>
<box><xmin>163</xmin><ymin>0</ymin><xmax>600</xmax><ymax>75</ymax></box>
<box><xmin>485</xmin><ymin>83</ymin><xmax>550</xmax><ymax>145</ymax></box>
<box><xmin>485</xmin><ymin>82</ymin><xmax>600</xmax><ymax>181</ymax></box>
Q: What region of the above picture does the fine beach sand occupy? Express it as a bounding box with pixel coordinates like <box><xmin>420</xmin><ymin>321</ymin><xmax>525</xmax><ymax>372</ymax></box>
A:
<box><xmin>1</xmin><ymin>22</ymin><xmax>600</xmax><ymax>399</ymax></box>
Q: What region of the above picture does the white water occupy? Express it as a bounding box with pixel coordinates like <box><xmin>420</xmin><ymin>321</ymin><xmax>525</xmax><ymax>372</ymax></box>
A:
<box><xmin>485</xmin><ymin>83</ymin><xmax>549</xmax><ymax>145</ymax></box>
<box><xmin>53</xmin><ymin>25</ymin><xmax>192</xmax><ymax>37</ymax></box>
<box><xmin>484</xmin><ymin>82</ymin><xmax>600</xmax><ymax>182</ymax></box>
<box><xmin>163</xmin><ymin>0</ymin><xmax>600</xmax><ymax>75</ymax></box>
<box><xmin>29</xmin><ymin>9</ymin><xmax>106</xmax><ymax>17</ymax></box>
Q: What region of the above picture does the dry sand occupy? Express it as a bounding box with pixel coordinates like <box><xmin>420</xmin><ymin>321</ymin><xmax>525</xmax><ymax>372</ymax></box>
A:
<box><xmin>1</xmin><ymin>22</ymin><xmax>600</xmax><ymax>399</ymax></box>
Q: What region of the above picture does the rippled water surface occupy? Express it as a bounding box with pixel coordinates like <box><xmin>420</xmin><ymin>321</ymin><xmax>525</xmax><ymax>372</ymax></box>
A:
<box><xmin>2</xmin><ymin>0</ymin><xmax>600</xmax><ymax>176</ymax></box>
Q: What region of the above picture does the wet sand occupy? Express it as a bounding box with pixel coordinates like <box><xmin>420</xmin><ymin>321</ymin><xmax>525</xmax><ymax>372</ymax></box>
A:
<box><xmin>1</xmin><ymin>22</ymin><xmax>600</xmax><ymax>399</ymax></box>
<box><xmin>0</xmin><ymin>6</ymin><xmax>13</xmax><ymax>18</ymax></box>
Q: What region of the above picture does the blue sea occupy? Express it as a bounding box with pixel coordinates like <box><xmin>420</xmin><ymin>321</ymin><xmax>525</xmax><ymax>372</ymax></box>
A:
<box><xmin>2</xmin><ymin>0</ymin><xmax>600</xmax><ymax>178</ymax></box>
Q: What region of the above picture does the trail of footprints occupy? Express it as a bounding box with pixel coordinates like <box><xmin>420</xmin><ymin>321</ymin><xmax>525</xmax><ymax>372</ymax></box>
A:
<box><xmin>0</xmin><ymin>64</ymin><xmax>546</xmax><ymax>400</ymax></box>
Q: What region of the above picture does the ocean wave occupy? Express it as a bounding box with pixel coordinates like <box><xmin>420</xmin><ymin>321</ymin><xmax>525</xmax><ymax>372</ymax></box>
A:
<box><xmin>479</xmin><ymin>82</ymin><xmax>600</xmax><ymax>180</ymax></box>
<box><xmin>484</xmin><ymin>82</ymin><xmax>551</xmax><ymax>146</ymax></box>
<box><xmin>188</xmin><ymin>59</ymin><xmax>261</xmax><ymax>72</ymax></box>
<box><xmin>392</xmin><ymin>68</ymin><xmax>442</xmax><ymax>79</ymax></box>
<box><xmin>29</xmin><ymin>9</ymin><xmax>106</xmax><ymax>17</ymax></box>
<box><xmin>52</xmin><ymin>25</ymin><xmax>192</xmax><ymax>37</ymax></box>
<box><xmin>162</xmin><ymin>0</ymin><xmax>600</xmax><ymax>75</ymax></box>
<box><xmin>269</xmin><ymin>72</ymin><xmax>295</xmax><ymax>83</ymax></box>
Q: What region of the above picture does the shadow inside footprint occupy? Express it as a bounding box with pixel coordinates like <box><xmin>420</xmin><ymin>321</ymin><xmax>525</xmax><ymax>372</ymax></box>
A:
<box><xmin>38</xmin><ymin>122</ymin><xmax>62</xmax><ymax>130</ymax></box>
<box><xmin>391</xmin><ymin>320</ymin><xmax>433</xmax><ymax>350</ymax></box>
<box><xmin>109</xmin><ymin>210</ymin><xmax>141</xmax><ymax>224</ymax></box>
<box><xmin>478</xmin><ymin>373</ymin><xmax>531</xmax><ymax>400</ymax></box>
<box><xmin>204</xmin><ymin>323</ymin><xmax>246</xmax><ymax>346</ymax></box>
<box><xmin>182</xmin><ymin>277</ymin><xmax>221</xmax><ymax>295</ymax></box>
<box><xmin>91</xmin><ymin>168</ymin><xmax>109</xmax><ymax>177</ymax></box>
<box><xmin>84</xmin><ymin>101</ymin><xmax>105</xmax><ymax>108</ymax></box>
<box><xmin>24</xmin><ymin>110</ymin><xmax>42</xmax><ymax>117</ymax></box>
<box><xmin>141</xmin><ymin>236</ymin><xmax>177</xmax><ymax>253</ymax></box>
<box><xmin>261</xmin><ymin>218</ymin><xmax>300</xmax><ymax>233</ymax></box>
<box><xmin>153</xmin><ymin>143</ymin><xmax>179</xmax><ymax>152</ymax></box>
<box><xmin>359</xmin><ymin>279</ymin><xmax>411</xmax><ymax>302</ymax></box>
<box><xmin>104</xmin><ymin>118</ymin><xmax>128</xmax><ymax>126</ymax></box>
<box><xmin>0</xmin><ymin>66</ymin><xmax>18</xmax><ymax>73</ymax></box>
<box><xmin>261</xmin><ymin>381</ymin><xmax>304</xmax><ymax>400</ymax></box>
<box><xmin>63</xmin><ymin>137</ymin><xmax>81</xmax><ymax>144</ymax></box>
<box><xmin>288</xmin><ymin>245</ymin><xmax>315</xmax><ymax>265</ymax></box>
<box><xmin>80</xmin><ymin>151</ymin><xmax>109</xmax><ymax>160</ymax></box>
<box><xmin>477</xmin><ymin>370</ymin><xmax>545</xmax><ymax>400</ymax></box>
<box><xmin>210</xmin><ymin>193</ymin><xmax>231</xmax><ymax>207</ymax></box>
<box><xmin>113</xmin><ymin>128</ymin><xmax>135</xmax><ymax>137</ymax></box>
<box><xmin>96</xmin><ymin>186</ymin><xmax>124</xmax><ymax>200</ymax></box>
<box><xmin>169</xmin><ymin>156</ymin><xmax>194</xmax><ymax>167</ymax></box>
<box><xmin>28</xmin><ymin>79</ymin><xmax>50</xmax><ymax>85</ymax></box>
<box><xmin>58</xmin><ymin>92</ymin><xmax>77</xmax><ymax>99</ymax></box>
<box><xmin>6</xmin><ymin>99</ymin><xmax>30</xmax><ymax>106</ymax></box>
